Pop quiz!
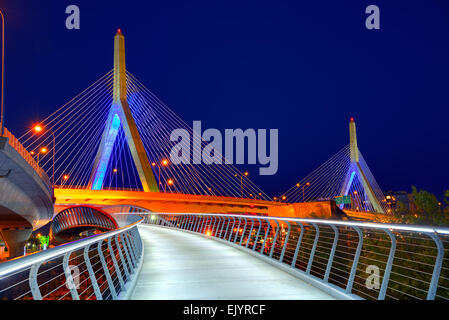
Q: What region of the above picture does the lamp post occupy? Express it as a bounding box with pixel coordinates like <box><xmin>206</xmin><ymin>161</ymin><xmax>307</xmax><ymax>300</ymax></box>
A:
<box><xmin>235</xmin><ymin>171</ymin><xmax>249</xmax><ymax>198</ymax></box>
<box><xmin>0</xmin><ymin>9</ymin><xmax>4</xmax><ymax>136</ymax></box>
<box><xmin>36</xmin><ymin>147</ymin><xmax>48</xmax><ymax>166</ymax></box>
<box><xmin>152</xmin><ymin>159</ymin><xmax>169</xmax><ymax>191</ymax></box>
<box><xmin>165</xmin><ymin>178</ymin><xmax>174</xmax><ymax>193</ymax></box>
<box><xmin>302</xmin><ymin>182</ymin><xmax>310</xmax><ymax>202</ymax></box>
<box><xmin>33</xmin><ymin>125</ymin><xmax>56</xmax><ymax>186</ymax></box>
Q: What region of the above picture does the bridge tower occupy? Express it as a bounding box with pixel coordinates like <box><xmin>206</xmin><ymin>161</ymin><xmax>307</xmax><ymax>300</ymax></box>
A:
<box><xmin>88</xmin><ymin>30</ymin><xmax>159</xmax><ymax>192</ymax></box>
<box><xmin>340</xmin><ymin>118</ymin><xmax>385</xmax><ymax>213</ymax></box>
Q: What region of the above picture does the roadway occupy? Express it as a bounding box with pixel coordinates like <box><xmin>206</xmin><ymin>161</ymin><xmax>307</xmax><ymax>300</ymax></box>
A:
<box><xmin>131</xmin><ymin>225</ymin><xmax>334</xmax><ymax>300</ymax></box>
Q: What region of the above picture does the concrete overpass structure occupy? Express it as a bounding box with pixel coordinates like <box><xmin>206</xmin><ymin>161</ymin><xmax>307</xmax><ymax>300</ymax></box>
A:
<box><xmin>0</xmin><ymin>128</ymin><xmax>53</xmax><ymax>258</ymax></box>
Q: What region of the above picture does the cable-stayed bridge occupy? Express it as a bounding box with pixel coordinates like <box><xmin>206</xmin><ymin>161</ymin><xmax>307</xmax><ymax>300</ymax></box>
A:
<box><xmin>0</xmin><ymin>30</ymin><xmax>448</xmax><ymax>301</ymax></box>
<box><xmin>16</xmin><ymin>30</ymin><xmax>387</xmax><ymax>222</ymax></box>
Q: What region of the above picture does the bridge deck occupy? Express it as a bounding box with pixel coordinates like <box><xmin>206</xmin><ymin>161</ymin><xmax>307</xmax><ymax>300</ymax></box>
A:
<box><xmin>131</xmin><ymin>225</ymin><xmax>334</xmax><ymax>300</ymax></box>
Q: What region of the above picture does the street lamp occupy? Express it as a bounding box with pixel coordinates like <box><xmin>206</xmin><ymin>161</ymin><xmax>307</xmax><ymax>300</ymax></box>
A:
<box><xmin>165</xmin><ymin>178</ymin><xmax>174</xmax><ymax>193</ymax></box>
<box><xmin>33</xmin><ymin>124</ymin><xmax>56</xmax><ymax>186</ymax></box>
<box><xmin>235</xmin><ymin>171</ymin><xmax>249</xmax><ymax>197</ymax></box>
<box><xmin>35</xmin><ymin>147</ymin><xmax>48</xmax><ymax>166</ymax></box>
<box><xmin>153</xmin><ymin>159</ymin><xmax>169</xmax><ymax>191</ymax></box>
<box><xmin>302</xmin><ymin>182</ymin><xmax>310</xmax><ymax>201</ymax></box>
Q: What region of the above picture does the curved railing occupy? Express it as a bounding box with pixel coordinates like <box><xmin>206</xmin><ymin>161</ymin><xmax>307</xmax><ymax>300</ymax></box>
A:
<box><xmin>0</xmin><ymin>214</ymin><xmax>144</xmax><ymax>300</ymax></box>
<box><xmin>145</xmin><ymin>213</ymin><xmax>449</xmax><ymax>300</ymax></box>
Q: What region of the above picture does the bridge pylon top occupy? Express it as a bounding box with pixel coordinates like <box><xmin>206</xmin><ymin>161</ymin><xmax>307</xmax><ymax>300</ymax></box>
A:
<box><xmin>113</xmin><ymin>29</ymin><xmax>127</xmax><ymax>103</ymax></box>
<box><xmin>349</xmin><ymin>117</ymin><xmax>359</xmax><ymax>163</ymax></box>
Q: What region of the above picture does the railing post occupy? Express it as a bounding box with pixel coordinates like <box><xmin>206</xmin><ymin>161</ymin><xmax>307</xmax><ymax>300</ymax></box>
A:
<box><xmin>346</xmin><ymin>226</ymin><xmax>363</xmax><ymax>294</ymax></box>
<box><xmin>260</xmin><ymin>219</ymin><xmax>271</xmax><ymax>254</ymax></box>
<box><xmin>306</xmin><ymin>223</ymin><xmax>320</xmax><ymax>274</ymax></box>
<box><xmin>108</xmin><ymin>237</ymin><xmax>125</xmax><ymax>290</ymax></box>
<box><xmin>119</xmin><ymin>233</ymin><xmax>134</xmax><ymax>272</ymax></box>
<box><xmin>97</xmin><ymin>240</ymin><xmax>118</xmax><ymax>299</ymax></box>
<box><xmin>193</xmin><ymin>215</ymin><xmax>200</xmax><ymax>232</ymax></box>
<box><xmin>324</xmin><ymin>225</ymin><xmax>339</xmax><ymax>282</ymax></box>
<box><xmin>220</xmin><ymin>216</ymin><xmax>228</xmax><ymax>239</ymax></box>
<box><xmin>426</xmin><ymin>233</ymin><xmax>444</xmax><ymax>300</ymax></box>
<box><xmin>123</xmin><ymin>232</ymin><xmax>137</xmax><ymax>268</ymax></box>
<box><xmin>246</xmin><ymin>218</ymin><xmax>255</xmax><ymax>248</ymax></box>
<box><xmin>180</xmin><ymin>215</ymin><xmax>186</xmax><ymax>229</ymax></box>
<box><xmin>125</xmin><ymin>231</ymin><xmax>137</xmax><ymax>260</ymax></box>
<box><xmin>279</xmin><ymin>221</ymin><xmax>291</xmax><ymax>263</ymax></box>
<box><xmin>84</xmin><ymin>243</ymin><xmax>103</xmax><ymax>300</ymax></box>
<box><xmin>378</xmin><ymin>229</ymin><xmax>396</xmax><ymax>300</ymax></box>
<box><xmin>115</xmin><ymin>234</ymin><xmax>130</xmax><ymax>281</ymax></box>
<box><xmin>29</xmin><ymin>262</ymin><xmax>43</xmax><ymax>300</ymax></box>
<box><xmin>227</xmin><ymin>217</ymin><xmax>236</xmax><ymax>241</ymax></box>
<box><xmin>213</xmin><ymin>216</ymin><xmax>222</xmax><ymax>237</ymax></box>
<box><xmin>291</xmin><ymin>222</ymin><xmax>304</xmax><ymax>267</ymax></box>
<box><xmin>211</xmin><ymin>216</ymin><xmax>218</xmax><ymax>235</ymax></box>
<box><xmin>253</xmin><ymin>218</ymin><xmax>262</xmax><ymax>251</ymax></box>
<box><xmin>240</xmin><ymin>217</ymin><xmax>248</xmax><ymax>246</ymax></box>
<box><xmin>269</xmin><ymin>220</ymin><xmax>280</xmax><ymax>258</ymax></box>
<box><xmin>233</xmin><ymin>217</ymin><xmax>242</xmax><ymax>243</ymax></box>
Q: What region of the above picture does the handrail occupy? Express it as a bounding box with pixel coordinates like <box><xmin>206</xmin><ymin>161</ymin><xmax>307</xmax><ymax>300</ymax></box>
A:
<box><xmin>145</xmin><ymin>213</ymin><xmax>449</xmax><ymax>300</ymax></box>
<box><xmin>0</xmin><ymin>213</ymin><xmax>145</xmax><ymax>300</ymax></box>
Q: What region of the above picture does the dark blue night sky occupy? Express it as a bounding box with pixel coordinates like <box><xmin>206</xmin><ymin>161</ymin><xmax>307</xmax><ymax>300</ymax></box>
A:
<box><xmin>2</xmin><ymin>0</ymin><xmax>449</xmax><ymax>198</ymax></box>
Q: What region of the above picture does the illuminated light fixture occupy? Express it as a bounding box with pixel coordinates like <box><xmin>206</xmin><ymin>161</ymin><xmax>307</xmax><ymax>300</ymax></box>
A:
<box><xmin>273</xmin><ymin>197</ymin><xmax>277</xmax><ymax>201</ymax></box>
<box><xmin>296</xmin><ymin>183</ymin><xmax>300</xmax><ymax>187</ymax></box>
<box><xmin>40</xmin><ymin>147</ymin><xmax>48</xmax><ymax>154</ymax></box>
<box><xmin>30</xmin><ymin>151</ymin><xmax>35</xmax><ymax>155</ymax></box>
<box><xmin>244</xmin><ymin>172</ymin><xmax>249</xmax><ymax>176</ymax></box>
<box><xmin>113</xmin><ymin>168</ymin><xmax>118</xmax><ymax>173</ymax></box>
<box><xmin>63</xmin><ymin>175</ymin><xmax>69</xmax><ymax>180</ymax></box>
<box><xmin>205</xmin><ymin>231</ymin><xmax>212</xmax><ymax>236</ymax></box>
<box><xmin>151</xmin><ymin>162</ymin><xmax>156</xmax><ymax>167</ymax></box>
<box><xmin>350</xmin><ymin>117</ymin><xmax>355</xmax><ymax>122</ymax></box>
<box><xmin>151</xmin><ymin>215</ymin><xmax>156</xmax><ymax>220</ymax></box>
<box><xmin>161</xmin><ymin>159</ymin><xmax>169</xmax><ymax>166</ymax></box>
<box><xmin>167</xmin><ymin>179</ymin><xmax>174</xmax><ymax>185</ymax></box>
<box><xmin>33</xmin><ymin>125</ymin><xmax>43</xmax><ymax>133</ymax></box>
<box><xmin>282</xmin><ymin>196</ymin><xmax>287</xmax><ymax>200</ymax></box>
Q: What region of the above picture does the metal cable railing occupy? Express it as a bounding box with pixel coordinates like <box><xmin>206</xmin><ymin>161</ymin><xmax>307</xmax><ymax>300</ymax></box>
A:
<box><xmin>144</xmin><ymin>213</ymin><xmax>449</xmax><ymax>300</ymax></box>
<box><xmin>0</xmin><ymin>214</ymin><xmax>143</xmax><ymax>300</ymax></box>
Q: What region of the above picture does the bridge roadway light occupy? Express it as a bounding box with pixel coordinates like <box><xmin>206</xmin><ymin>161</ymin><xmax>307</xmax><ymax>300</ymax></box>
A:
<box><xmin>302</xmin><ymin>182</ymin><xmax>310</xmax><ymax>202</ymax></box>
<box><xmin>165</xmin><ymin>178</ymin><xmax>174</xmax><ymax>193</ymax></box>
<box><xmin>33</xmin><ymin>124</ymin><xmax>56</xmax><ymax>187</ymax></box>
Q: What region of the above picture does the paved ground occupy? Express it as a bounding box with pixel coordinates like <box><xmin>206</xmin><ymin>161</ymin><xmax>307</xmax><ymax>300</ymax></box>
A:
<box><xmin>131</xmin><ymin>225</ymin><xmax>334</xmax><ymax>300</ymax></box>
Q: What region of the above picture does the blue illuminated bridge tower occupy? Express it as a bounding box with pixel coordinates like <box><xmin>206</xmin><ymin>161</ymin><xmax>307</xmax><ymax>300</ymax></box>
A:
<box><xmin>88</xmin><ymin>30</ymin><xmax>159</xmax><ymax>192</ymax></box>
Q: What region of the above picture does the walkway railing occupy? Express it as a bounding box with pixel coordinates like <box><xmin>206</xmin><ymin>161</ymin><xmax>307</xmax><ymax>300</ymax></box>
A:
<box><xmin>2</xmin><ymin>127</ymin><xmax>50</xmax><ymax>187</ymax></box>
<box><xmin>145</xmin><ymin>213</ymin><xmax>449</xmax><ymax>300</ymax></box>
<box><xmin>0</xmin><ymin>214</ymin><xmax>143</xmax><ymax>300</ymax></box>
